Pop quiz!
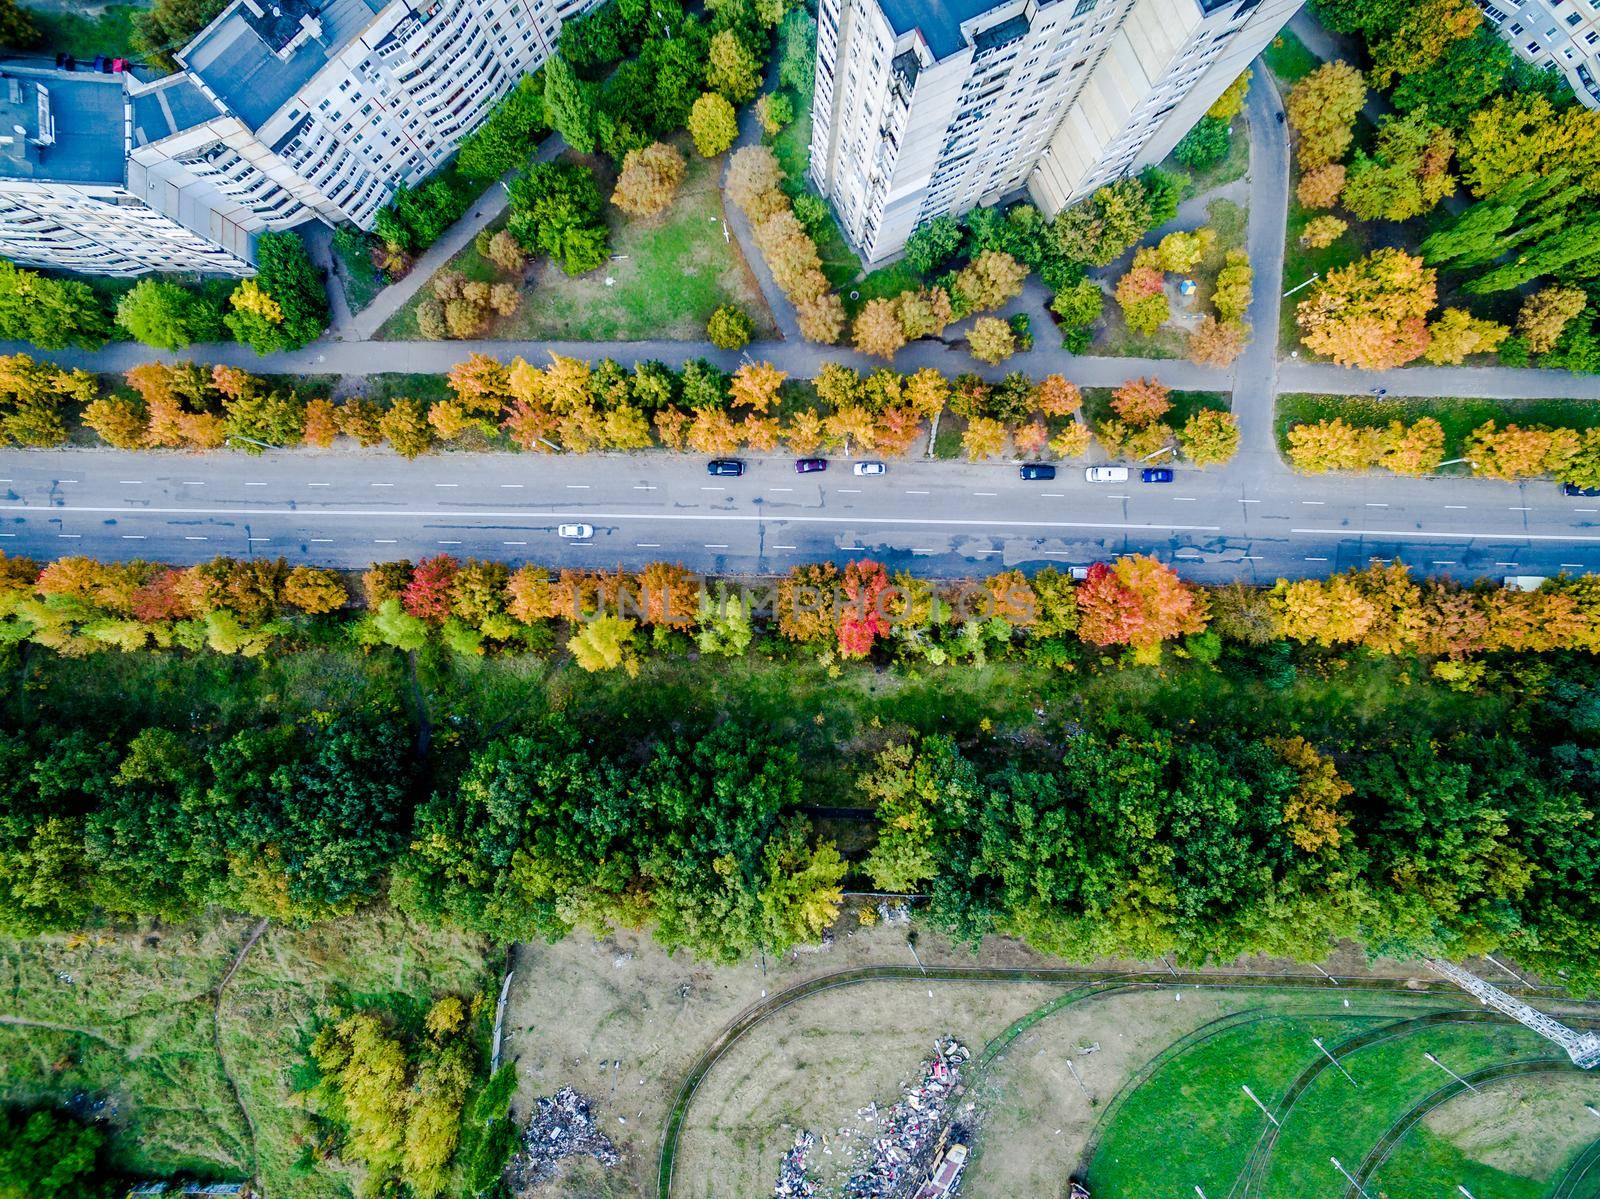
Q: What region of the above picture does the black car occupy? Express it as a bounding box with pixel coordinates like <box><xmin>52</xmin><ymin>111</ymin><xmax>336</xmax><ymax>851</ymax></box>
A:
<box><xmin>1564</xmin><ymin>482</ymin><xmax>1600</xmax><ymax>497</ymax></box>
<box><xmin>1020</xmin><ymin>463</ymin><xmax>1057</xmax><ymax>481</ymax></box>
<box><xmin>707</xmin><ymin>458</ymin><xmax>745</xmax><ymax>477</ymax></box>
<box><xmin>795</xmin><ymin>457</ymin><xmax>828</xmax><ymax>473</ymax></box>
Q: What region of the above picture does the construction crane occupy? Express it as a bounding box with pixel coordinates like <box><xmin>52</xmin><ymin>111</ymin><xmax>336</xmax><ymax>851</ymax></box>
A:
<box><xmin>1425</xmin><ymin>958</ymin><xmax>1600</xmax><ymax>1069</ymax></box>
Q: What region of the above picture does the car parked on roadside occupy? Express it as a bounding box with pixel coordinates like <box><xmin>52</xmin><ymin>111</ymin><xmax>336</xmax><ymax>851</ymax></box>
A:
<box><xmin>1085</xmin><ymin>466</ymin><xmax>1130</xmax><ymax>483</ymax></box>
<box><xmin>707</xmin><ymin>458</ymin><xmax>744</xmax><ymax>476</ymax></box>
<box><xmin>795</xmin><ymin>457</ymin><xmax>828</xmax><ymax>473</ymax></box>
<box><xmin>1564</xmin><ymin>482</ymin><xmax>1600</xmax><ymax>497</ymax></box>
<box><xmin>853</xmin><ymin>460</ymin><xmax>887</xmax><ymax>475</ymax></box>
<box><xmin>557</xmin><ymin>523</ymin><xmax>593</xmax><ymax>539</ymax></box>
<box><xmin>1141</xmin><ymin>467</ymin><xmax>1174</xmax><ymax>483</ymax></box>
<box><xmin>1019</xmin><ymin>463</ymin><xmax>1056</xmax><ymax>480</ymax></box>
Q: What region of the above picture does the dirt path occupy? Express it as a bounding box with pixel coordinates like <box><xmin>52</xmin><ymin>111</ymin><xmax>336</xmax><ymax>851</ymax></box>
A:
<box><xmin>212</xmin><ymin>917</ymin><xmax>270</xmax><ymax>1194</ymax></box>
<box><xmin>0</xmin><ymin>1013</ymin><xmax>123</xmax><ymax>1046</ymax></box>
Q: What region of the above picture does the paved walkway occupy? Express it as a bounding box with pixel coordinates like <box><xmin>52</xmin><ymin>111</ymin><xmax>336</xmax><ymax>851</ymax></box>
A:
<box><xmin>344</xmin><ymin>136</ymin><xmax>568</xmax><ymax>341</ymax></box>
<box><xmin>1235</xmin><ymin>69</ymin><xmax>1292</xmax><ymax>470</ymax></box>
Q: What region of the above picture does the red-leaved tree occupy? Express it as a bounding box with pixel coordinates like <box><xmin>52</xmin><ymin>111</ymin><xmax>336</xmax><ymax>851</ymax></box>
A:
<box><xmin>402</xmin><ymin>554</ymin><xmax>459</xmax><ymax>623</ymax></box>
<box><xmin>838</xmin><ymin>558</ymin><xmax>891</xmax><ymax>659</ymax></box>
<box><xmin>1075</xmin><ymin>555</ymin><xmax>1209</xmax><ymax>651</ymax></box>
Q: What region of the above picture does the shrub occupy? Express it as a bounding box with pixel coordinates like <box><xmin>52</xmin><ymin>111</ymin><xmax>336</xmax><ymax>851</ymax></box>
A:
<box><xmin>707</xmin><ymin>305</ymin><xmax>754</xmax><ymax>350</ymax></box>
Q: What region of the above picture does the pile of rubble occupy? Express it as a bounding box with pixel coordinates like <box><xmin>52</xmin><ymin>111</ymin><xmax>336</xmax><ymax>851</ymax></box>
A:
<box><xmin>504</xmin><ymin>1086</ymin><xmax>619</xmax><ymax>1189</ymax></box>
<box><xmin>841</xmin><ymin>1038</ymin><xmax>970</xmax><ymax>1198</ymax></box>
<box><xmin>773</xmin><ymin>1130</ymin><xmax>820</xmax><ymax>1198</ymax></box>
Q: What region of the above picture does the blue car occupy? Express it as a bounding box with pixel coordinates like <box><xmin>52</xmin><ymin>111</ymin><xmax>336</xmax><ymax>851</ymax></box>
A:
<box><xmin>1141</xmin><ymin>467</ymin><xmax>1174</xmax><ymax>483</ymax></box>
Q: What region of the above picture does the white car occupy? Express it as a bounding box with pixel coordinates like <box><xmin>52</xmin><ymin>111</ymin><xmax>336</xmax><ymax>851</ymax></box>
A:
<box><xmin>557</xmin><ymin>523</ymin><xmax>594</xmax><ymax>539</ymax></box>
<box><xmin>853</xmin><ymin>460</ymin><xmax>887</xmax><ymax>476</ymax></box>
<box><xmin>1085</xmin><ymin>466</ymin><xmax>1130</xmax><ymax>483</ymax></box>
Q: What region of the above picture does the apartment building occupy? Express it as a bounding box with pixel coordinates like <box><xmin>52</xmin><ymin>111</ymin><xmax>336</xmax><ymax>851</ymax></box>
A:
<box><xmin>1476</xmin><ymin>0</ymin><xmax>1600</xmax><ymax>106</ymax></box>
<box><xmin>810</xmin><ymin>0</ymin><xmax>1301</xmax><ymax>263</ymax></box>
<box><xmin>0</xmin><ymin>65</ymin><xmax>258</xmax><ymax>274</ymax></box>
<box><xmin>0</xmin><ymin>0</ymin><xmax>596</xmax><ymax>276</ymax></box>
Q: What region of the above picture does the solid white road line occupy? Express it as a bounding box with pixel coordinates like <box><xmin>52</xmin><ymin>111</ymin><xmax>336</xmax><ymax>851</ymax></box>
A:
<box><xmin>1</xmin><ymin>503</ymin><xmax>1228</xmax><ymax>534</ymax></box>
<box><xmin>1291</xmin><ymin>526</ymin><xmax>1600</xmax><ymax>542</ymax></box>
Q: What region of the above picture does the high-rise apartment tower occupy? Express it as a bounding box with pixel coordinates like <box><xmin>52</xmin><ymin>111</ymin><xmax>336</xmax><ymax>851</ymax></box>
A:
<box><xmin>0</xmin><ymin>0</ymin><xmax>598</xmax><ymax>276</ymax></box>
<box><xmin>810</xmin><ymin>0</ymin><xmax>1302</xmax><ymax>263</ymax></box>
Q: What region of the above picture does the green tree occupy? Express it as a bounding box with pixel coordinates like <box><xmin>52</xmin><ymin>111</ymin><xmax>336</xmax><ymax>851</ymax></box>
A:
<box><xmin>0</xmin><ymin>0</ymin><xmax>40</xmax><ymax>47</ymax></box>
<box><xmin>0</xmin><ymin>1106</ymin><xmax>113</xmax><ymax>1199</ymax></box>
<box><xmin>0</xmin><ymin>260</ymin><xmax>111</xmax><ymax>350</ymax></box>
<box><xmin>861</xmin><ymin>736</ymin><xmax>980</xmax><ymax>893</ymax></box>
<box><xmin>133</xmin><ymin>0</ymin><xmax>228</xmax><ymax>69</ymax></box>
<box><xmin>1174</xmin><ymin>116</ymin><xmax>1231</xmax><ymax>170</ymax></box>
<box><xmin>1341</xmin><ymin>112</ymin><xmax>1457</xmax><ymax>222</ymax></box>
<box><xmin>115</xmin><ymin>279</ymin><xmax>220</xmax><ymax>350</ymax></box>
<box><xmin>688</xmin><ymin>92</ymin><xmax>739</xmax><ymax>157</ymax></box>
<box><xmin>507</xmin><ymin>161</ymin><xmax>611</xmax><ymax>275</ymax></box>
<box><xmin>226</xmin><ymin>233</ymin><xmax>328</xmax><ymax>352</ymax></box>
<box><xmin>543</xmin><ymin>53</ymin><xmax>599</xmax><ymax>153</ymax></box>
<box><xmin>707</xmin><ymin>304</ymin><xmax>754</xmax><ymax>350</ymax></box>
<box><xmin>707</xmin><ymin>28</ymin><xmax>762</xmax><ymax>103</ymax></box>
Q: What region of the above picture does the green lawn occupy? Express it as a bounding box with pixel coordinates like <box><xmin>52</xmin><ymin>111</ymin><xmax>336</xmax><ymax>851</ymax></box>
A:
<box><xmin>1261</xmin><ymin>1020</ymin><xmax>1577</xmax><ymax>1198</ymax></box>
<box><xmin>332</xmin><ymin>230</ymin><xmax>383</xmax><ymax>314</ymax></box>
<box><xmin>378</xmin><ymin>145</ymin><xmax>777</xmax><ymax>342</ymax></box>
<box><xmin>1371</xmin><ymin>1079</ymin><xmax>1600</xmax><ymax>1199</ymax></box>
<box><xmin>846</xmin><ymin>258</ymin><xmax>923</xmax><ymax>314</ymax></box>
<box><xmin>1263</xmin><ymin>27</ymin><xmax>1322</xmax><ymax>86</ymax></box>
<box><xmin>1277</xmin><ymin>392</ymin><xmax>1600</xmax><ymax>463</ymax></box>
<box><xmin>1088</xmin><ymin>991</ymin><xmax>1600</xmax><ymax>1199</ymax></box>
<box><xmin>1089</xmin><ymin>1008</ymin><xmax>1391</xmax><ymax>1196</ymax></box>
<box><xmin>1158</xmin><ymin>112</ymin><xmax>1250</xmax><ymax>196</ymax></box>
<box><xmin>1083</xmin><ymin>387</ymin><xmax>1230</xmax><ymax>432</ymax></box>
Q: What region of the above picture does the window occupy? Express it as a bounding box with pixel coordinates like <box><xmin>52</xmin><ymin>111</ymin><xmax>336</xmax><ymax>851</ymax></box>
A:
<box><xmin>1569</xmin><ymin>12</ymin><xmax>1583</xmax><ymax>23</ymax></box>
<box><xmin>1072</xmin><ymin>0</ymin><xmax>1096</xmax><ymax>15</ymax></box>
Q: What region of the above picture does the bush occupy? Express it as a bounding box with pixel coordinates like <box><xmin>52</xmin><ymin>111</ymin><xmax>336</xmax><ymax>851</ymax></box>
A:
<box><xmin>707</xmin><ymin>305</ymin><xmax>754</xmax><ymax>350</ymax></box>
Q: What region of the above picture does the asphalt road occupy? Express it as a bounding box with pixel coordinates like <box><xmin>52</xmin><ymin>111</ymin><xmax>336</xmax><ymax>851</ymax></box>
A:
<box><xmin>4</xmin><ymin>448</ymin><xmax>1599</xmax><ymax>581</ymax></box>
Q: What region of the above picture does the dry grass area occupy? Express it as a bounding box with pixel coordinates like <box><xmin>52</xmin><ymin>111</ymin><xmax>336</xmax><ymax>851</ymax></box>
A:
<box><xmin>0</xmin><ymin>906</ymin><xmax>491</xmax><ymax>1197</ymax></box>
<box><xmin>496</xmin><ymin>911</ymin><xmax>1458</xmax><ymax>1199</ymax></box>
<box><xmin>1421</xmin><ymin>1074</ymin><xmax>1600</xmax><ymax>1178</ymax></box>
<box><xmin>500</xmin><ymin>914</ymin><xmax>1085</xmax><ymax>1198</ymax></box>
<box><xmin>675</xmin><ymin>979</ymin><xmax>1060</xmax><ymax>1199</ymax></box>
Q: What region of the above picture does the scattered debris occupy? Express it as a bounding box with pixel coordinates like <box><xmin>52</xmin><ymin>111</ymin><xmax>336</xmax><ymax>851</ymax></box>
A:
<box><xmin>612</xmin><ymin>952</ymin><xmax>633</xmax><ymax>969</ymax></box>
<box><xmin>774</xmin><ymin>1130</ymin><xmax>820</xmax><ymax>1198</ymax></box>
<box><xmin>841</xmin><ymin>1038</ymin><xmax>970</xmax><ymax>1199</ymax></box>
<box><xmin>877</xmin><ymin>902</ymin><xmax>911</xmax><ymax>926</ymax></box>
<box><xmin>1077</xmin><ymin>1043</ymin><xmax>1099</xmax><ymax>1055</ymax></box>
<box><xmin>504</xmin><ymin>1087</ymin><xmax>619</xmax><ymax>1190</ymax></box>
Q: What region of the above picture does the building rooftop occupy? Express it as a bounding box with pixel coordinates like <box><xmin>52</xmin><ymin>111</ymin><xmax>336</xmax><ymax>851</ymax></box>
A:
<box><xmin>180</xmin><ymin>0</ymin><xmax>384</xmax><ymax>130</ymax></box>
<box><xmin>0</xmin><ymin>64</ymin><xmax>125</xmax><ymax>184</ymax></box>
<box><xmin>130</xmin><ymin>74</ymin><xmax>223</xmax><ymax>146</ymax></box>
<box><xmin>879</xmin><ymin>0</ymin><xmax>1019</xmax><ymax>61</ymax></box>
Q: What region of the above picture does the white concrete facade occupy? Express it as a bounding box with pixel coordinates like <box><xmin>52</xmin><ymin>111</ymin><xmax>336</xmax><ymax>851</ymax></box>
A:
<box><xmin>810</xmin><ymin>0</ymin><xmax>1302</xmax><ymax>263</ymax></box>
<box><xmin>0</xmin><ymin>0</ymin><xmax>599</xmax><ymax>277</ymax></box>
<box><xmin>1477</xmin><ymin>0</ymin><xmax>1600</xmax><ymax>105</ymax></box>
